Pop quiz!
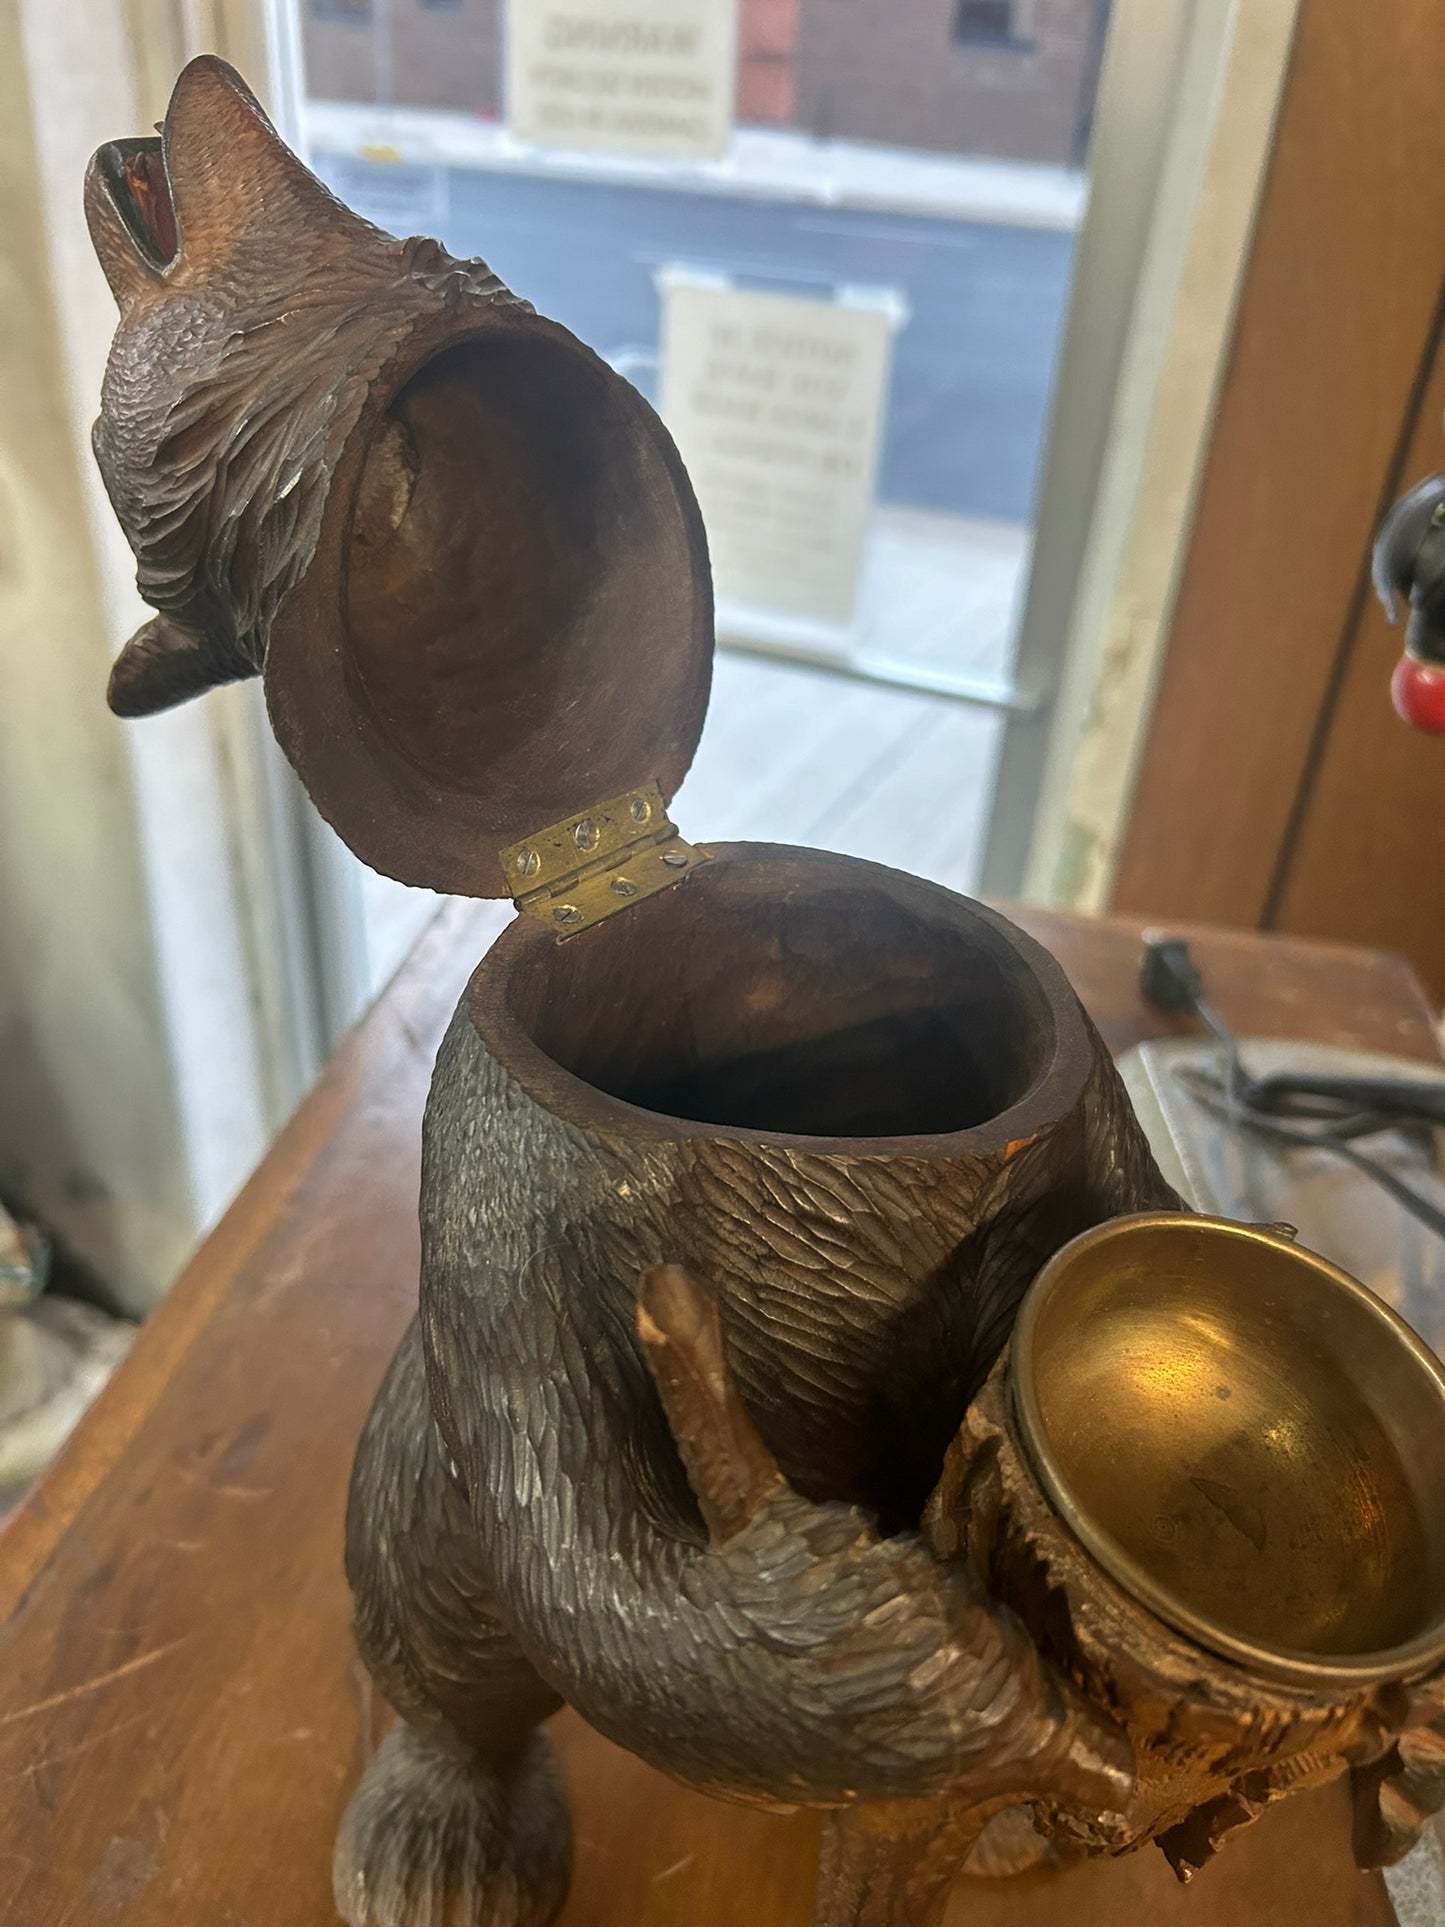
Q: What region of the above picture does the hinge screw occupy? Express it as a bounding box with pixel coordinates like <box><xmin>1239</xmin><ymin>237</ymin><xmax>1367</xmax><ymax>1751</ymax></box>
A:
<box><xmin>610</xmin><ymin>877</ymin><xmax>638</xmax><ymax>897</ymax></box>
<box><xmin>516</xmin><ymin>849</ymin><xmax>540</xmax><ymax>878</ymax></box>
<box><xmin>553</xmin><ymin>904</ymin><xmax>583</xmax><ymax>926</ymax></box>
<box><xmin>574</xmin><ymin>819</ymin><xmax>600</xmax><ymax>851</ymax></box>
<box><xmin>630</xmin><ymin>796</ymin><xmax>651</xmax><ymax>823</ymax></box>
<box><xmin>662</xmin><ymin>850</ymin><xmax>689</xmax><ymax>869</ymax></box>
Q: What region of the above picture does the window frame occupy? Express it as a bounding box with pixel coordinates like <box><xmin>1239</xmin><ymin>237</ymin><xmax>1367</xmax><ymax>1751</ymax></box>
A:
<box><xmin>953</xmin><ymin>0</ymin><xmax>1038</xmax><ymax>53</ymax></box>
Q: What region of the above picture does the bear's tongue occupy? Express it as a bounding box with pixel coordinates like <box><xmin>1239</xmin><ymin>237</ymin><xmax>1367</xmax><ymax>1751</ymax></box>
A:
<box><xmin>121</xmin><ymin>147</ymin><xmax>178</xmax><ymax>268</ymax></box>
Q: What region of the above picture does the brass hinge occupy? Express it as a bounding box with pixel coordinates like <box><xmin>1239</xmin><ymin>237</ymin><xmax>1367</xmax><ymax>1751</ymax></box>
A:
<box><xmin>500</xmin><ymin>782</ymin><xmax>709</xmax><ymax>939</ymax></box>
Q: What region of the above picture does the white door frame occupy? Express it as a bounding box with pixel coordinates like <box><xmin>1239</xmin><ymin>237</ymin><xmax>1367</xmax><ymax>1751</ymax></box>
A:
<box><xmin>980</xmin><ymin>0</ymin><xmax>1302</xmax><ymax>901</ymax></box>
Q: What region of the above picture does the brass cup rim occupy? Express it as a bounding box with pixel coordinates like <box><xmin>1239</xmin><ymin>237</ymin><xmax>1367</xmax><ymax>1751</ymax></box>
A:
<box><xmin>1011</xmin><ymin>1212</ymin><xmax>1445</xmax><ymax>1689</ymax></box>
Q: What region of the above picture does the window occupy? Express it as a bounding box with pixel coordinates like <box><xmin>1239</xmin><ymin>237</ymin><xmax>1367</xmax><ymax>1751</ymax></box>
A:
<box><xmin>294</xmin><ymin>0</ymin><xmax>1128</xmax><ymax>970</ymax></box>
<box><xmin>954</xmin><ymin>1</ymin><xmax>1032</xmax><ymax>48</ymax></box>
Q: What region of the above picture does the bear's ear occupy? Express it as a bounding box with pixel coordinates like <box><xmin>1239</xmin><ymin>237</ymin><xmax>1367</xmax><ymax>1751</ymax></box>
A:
<box><xmin>163</xmin><ymin>55</ymin><xmax>371</xmax><ymax>271</ymax></box>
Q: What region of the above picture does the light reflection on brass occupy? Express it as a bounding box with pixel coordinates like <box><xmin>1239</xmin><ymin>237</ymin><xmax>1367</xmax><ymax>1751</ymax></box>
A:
<box><xmin>1012</xmin><ymin>1213</ymin><xmax>1445</xmax><ymax>1687</ymax></box>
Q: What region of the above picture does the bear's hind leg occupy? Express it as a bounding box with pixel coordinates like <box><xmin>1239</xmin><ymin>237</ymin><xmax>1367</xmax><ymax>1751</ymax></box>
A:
<box><xmin>334</xmin><ymin>1320</ymin><xmax>570</xmax><ymax>1927</ymax></box>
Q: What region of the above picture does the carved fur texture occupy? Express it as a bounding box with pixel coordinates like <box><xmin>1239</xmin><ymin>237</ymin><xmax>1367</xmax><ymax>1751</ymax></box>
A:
<box><xmin>378</xmin><ymin>952</ymin><xmax>1164</xmax><ymax>1802</ymax></box>
<box><xmin>85</xmin><ymin>56</ymin><xmax>523</xmax><ymax>716</ymax></box>
<box><xmin>91</xmin><ymin>65</ymin><xmax>1202</xmax><ymax>1927</ymax></box>
<box><xmin>326</xmin><ymin>850</ymin><xmax>1174</xmax><ymax>1923</ymax></box>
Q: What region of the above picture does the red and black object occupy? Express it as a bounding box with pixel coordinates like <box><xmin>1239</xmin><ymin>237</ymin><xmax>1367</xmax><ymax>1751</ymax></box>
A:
<box><xmin>1374</xmin><ymin>472</ymin><xmax>1445</xmax><ymax>733</ymax></box>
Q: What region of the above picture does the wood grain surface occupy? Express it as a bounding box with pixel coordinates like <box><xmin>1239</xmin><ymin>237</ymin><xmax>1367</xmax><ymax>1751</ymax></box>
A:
<box><xmin>1110</xmin><ymin>0</ymin><xmax>1445</xmax><ymax>933</ymax></box>
<box><xmin>0</xmin><ymin>897</ymin><xmax>1433</xmax><ymax>1927</ymax></box>
<box><xmin>1268</xmin><ymin>325</ymin><xmax>1445</xmax><ymax>999</ymax></box>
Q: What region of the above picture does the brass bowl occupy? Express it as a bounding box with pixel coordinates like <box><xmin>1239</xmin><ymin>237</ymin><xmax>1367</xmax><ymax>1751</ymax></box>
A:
<box><xmin>1012</xmin><ymin>1213</ymin><xmax>1445</xmax><ymax>1687</ymax></box>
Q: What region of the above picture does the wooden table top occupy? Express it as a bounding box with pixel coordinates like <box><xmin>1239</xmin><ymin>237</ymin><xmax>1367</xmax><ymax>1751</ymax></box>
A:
<box><xmin>1</xmin><ymin>899</ymin><xmax>1437</xmax><ymax>1927</ymax></box>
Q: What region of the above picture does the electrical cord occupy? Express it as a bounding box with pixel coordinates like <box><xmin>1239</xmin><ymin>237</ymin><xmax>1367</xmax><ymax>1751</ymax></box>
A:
<box><xmin>1140</xmin><ymin>932</ymin><xmax>1445</xmax><ymax>1243</ymax></box>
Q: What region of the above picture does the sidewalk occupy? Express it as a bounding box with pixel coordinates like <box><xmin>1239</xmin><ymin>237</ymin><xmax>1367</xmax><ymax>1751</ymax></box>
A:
<box><xmin>716</xmin><ymin>504</ymin><xmax>1030</xmax><ymax>699</ymax></box>
<box><xmin>303</xmin><ymin>98</ymin><xmax>1086</xmax><ymax>231</ymax></box>
<box><xmin>681</xmin><ymin>506</ymin><xmax>1030</xmax><ymax>890</ymax></box>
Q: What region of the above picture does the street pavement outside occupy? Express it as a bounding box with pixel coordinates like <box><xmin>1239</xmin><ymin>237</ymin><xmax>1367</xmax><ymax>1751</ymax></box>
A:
<box><xmin>312</xmin><ymin>124</ymin><xmax>1078</xmax><ymax>524</ymax></box>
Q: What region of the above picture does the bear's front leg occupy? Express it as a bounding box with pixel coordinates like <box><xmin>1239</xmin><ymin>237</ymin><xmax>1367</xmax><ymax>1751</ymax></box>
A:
<box><xmin>334</xmin><ymin>1319</ymin><xmax>571</xmax><ymax>1927</ymax></box>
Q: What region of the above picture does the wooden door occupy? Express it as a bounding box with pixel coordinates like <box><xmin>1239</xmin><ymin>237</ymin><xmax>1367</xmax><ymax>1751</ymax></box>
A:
<box><xmin>1267</xmin><ymin>328</ymin><xmax>1445</xmax><ymax>988</ymax></box>
<box><xmin>1108</xmin><ymin>0</ymin><xmax>1445</xmax><ymax>996</ymax></box>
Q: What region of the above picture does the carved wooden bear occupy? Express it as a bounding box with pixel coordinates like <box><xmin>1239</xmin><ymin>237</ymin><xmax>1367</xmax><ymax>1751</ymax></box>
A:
<box><xmin>87</xmin><ymin>57</ymin><xmax>1180</xmax><ymax>1926</ymax></box>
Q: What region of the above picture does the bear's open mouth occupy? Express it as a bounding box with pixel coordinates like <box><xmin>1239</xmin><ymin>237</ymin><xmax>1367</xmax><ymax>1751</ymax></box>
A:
<box><xmin>99</xmin><ymin>139</ymin><xmax>179</xmax><ymax>271</ymax></box>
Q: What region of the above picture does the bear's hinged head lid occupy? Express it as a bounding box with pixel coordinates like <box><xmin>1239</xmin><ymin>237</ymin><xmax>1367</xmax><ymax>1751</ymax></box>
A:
<box><xmin>87</xmin><ymin>56</ymin><xmax>714</xmax><ymax>913</ymax></box>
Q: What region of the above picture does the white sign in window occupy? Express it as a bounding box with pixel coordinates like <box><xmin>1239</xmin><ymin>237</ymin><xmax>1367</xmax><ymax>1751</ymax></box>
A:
<box><xmin>658</xmin><ymin>272</ymin><xmax>906</xmax><ymax>628</ymax></box>
<box><xmin>506</xmin><ymin>0</ymin><xmax>738</xmax><ymax>162</ymax></box>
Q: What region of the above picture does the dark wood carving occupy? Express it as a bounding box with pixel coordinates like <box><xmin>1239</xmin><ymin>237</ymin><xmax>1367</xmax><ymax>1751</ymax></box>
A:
<box><xmin>85</xmin><ymin>55</ymin><xmax>712</xmax><ymax>896</ymax></box>
<box><xmin>340</xmin><ymin>855</ymin><xmax>1167</xmax><ymax>1925</ymax></box>
<box><xmin>87</xmin><ymin>56</ymin><xmax>1445</xmax><ymax>1927</ymax></box>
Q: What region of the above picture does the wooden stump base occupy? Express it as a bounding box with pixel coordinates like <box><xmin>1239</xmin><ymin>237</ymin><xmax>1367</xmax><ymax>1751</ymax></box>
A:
<box><xmin>926</xmin><ymin>1361</ymin><xmax>1445</xmax><ymax>1883</ymax></box>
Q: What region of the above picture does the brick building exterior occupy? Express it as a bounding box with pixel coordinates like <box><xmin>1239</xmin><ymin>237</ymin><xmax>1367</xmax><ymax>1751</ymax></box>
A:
<box><xmin>794</xmin><ymin>0</ymin><xmax>1110</xmax><ymax>164</ymax></box>
<box><xmin>304</xmin><ymin>0</ymin><xmax>1109</xmax><ymax>167</ymax></box>
<box><xmin>305</xmin><ymin>0</ymin><xmax>500</xmax><ymax>119</ymax></box>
